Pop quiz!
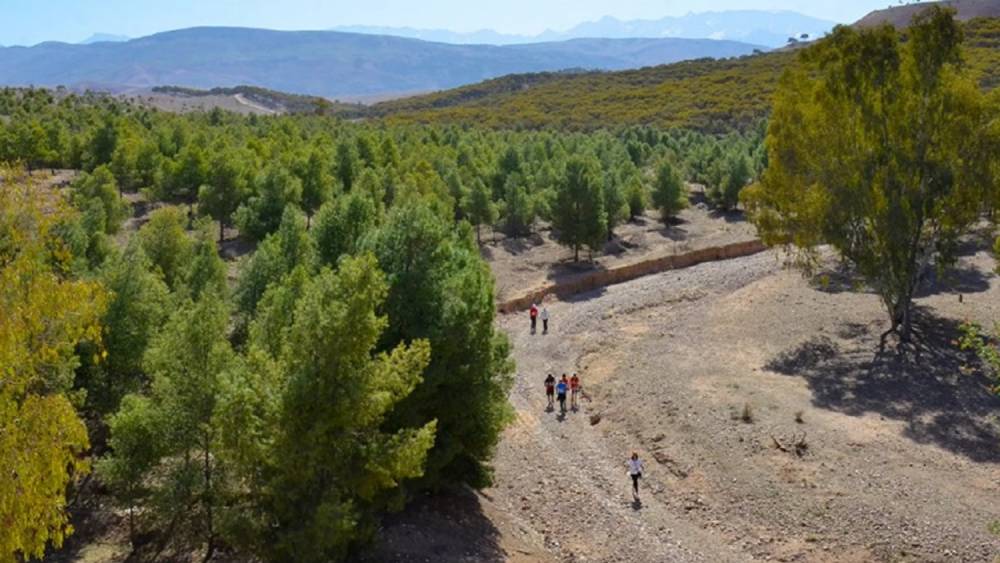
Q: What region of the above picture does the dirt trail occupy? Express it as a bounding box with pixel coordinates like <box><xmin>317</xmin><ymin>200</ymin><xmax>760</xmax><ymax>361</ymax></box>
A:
<box><xmin>490</xmin><ymin>252</ymin><xmax>785</xmax><ymax>562</ymax></box>
<box><xmin>233</xmin><ymin>93</ymin><xmax>278</xmax><ymax>114</ymax></box>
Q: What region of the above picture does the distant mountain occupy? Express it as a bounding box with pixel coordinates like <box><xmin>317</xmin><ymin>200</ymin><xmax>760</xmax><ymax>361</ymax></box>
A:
<box><xmin>80</xmin><ymin>33</ymin><xmax>130</xmax><ymax>44</ymax></box>
<box><xmin>562</xmin><ymin>11</ymin><xmax>834</xmax><ymax>48</ymax></box>
<box><xmin>855</xmin><ymin>0</ymin><xmax>1000</xmax><ymax>28</ymax></box>
<box><xmin>330</xmin><ymin>25</ymin><xmax>539</xmax><ymax>45</ymax></box>
<box><xmin>333</xmin><ymin>10</ymin><xmax>835</xmax><ymax>48</ymax></box>
<box><xmin>0</xmin><ymin>27</ymin><xmax>765</xmax><ymax>99</ymax></box>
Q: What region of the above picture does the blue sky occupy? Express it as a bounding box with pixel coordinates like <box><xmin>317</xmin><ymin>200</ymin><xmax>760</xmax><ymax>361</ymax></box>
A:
<box><xmin>2</xmin><ymin>0</ymin><xmax>894</xmax><ymax>46</ymax></box>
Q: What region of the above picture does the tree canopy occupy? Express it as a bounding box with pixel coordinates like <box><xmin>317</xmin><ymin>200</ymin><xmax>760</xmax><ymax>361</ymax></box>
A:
<box><xmin>743</xmin><ymin>7</ymin><xmax>1000</xmax><ymax>342</ymax></box>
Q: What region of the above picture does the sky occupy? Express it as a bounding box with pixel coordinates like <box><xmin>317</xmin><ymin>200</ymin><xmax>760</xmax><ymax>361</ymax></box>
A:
<box><xmin>2</xmin><ymin>0</ymin><xmax>896</xmax><ymax>46</ymax></box>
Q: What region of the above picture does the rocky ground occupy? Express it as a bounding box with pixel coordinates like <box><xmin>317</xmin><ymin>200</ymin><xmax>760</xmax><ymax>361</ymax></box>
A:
<box><xmin>371</xmin><ymin>239</ymin><xmax>1000</xmax><ymax>562</ymax></box>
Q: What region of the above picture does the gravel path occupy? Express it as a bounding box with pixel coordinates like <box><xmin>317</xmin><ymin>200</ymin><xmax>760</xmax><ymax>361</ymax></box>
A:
<box><xmin>492</xmin><ymin>251</ymin><xmax>782</xmax><ymax>562</ymax></box>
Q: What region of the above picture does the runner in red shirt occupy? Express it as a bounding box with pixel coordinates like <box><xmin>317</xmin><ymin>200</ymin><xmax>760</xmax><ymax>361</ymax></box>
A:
<box><xmin>570</xmin><ymin>373</ymin><xmax>581</xmax><ymax>409</ymax></box>
<box><xmin>529</xmin><ymin>303</ymin><xmax>539</xmax><ymax>334</ymax></box>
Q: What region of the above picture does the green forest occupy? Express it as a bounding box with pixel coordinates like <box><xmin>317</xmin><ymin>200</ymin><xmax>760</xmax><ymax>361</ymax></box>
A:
<box><xmin>0</xmin><ymin>84</ymin><xmax>763</xmax><ymax>562</ymax></box>
<box><xmin>3</xmin><ymin>6</ymin><xmax>1000</xmax><ymax>563</ymax></box>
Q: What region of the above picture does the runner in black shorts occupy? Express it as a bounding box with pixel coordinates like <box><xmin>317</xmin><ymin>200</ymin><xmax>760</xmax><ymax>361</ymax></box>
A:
<box><xmin>556</xmin><ymin>375</ymin><xmax>569</xmax><ymax>414</ymax></box>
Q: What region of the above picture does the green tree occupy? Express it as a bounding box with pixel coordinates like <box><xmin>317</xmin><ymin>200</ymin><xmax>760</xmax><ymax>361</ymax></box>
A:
<box><xmin>163</xmin><ymin>144</ymin><xmax>209</xmax><ymax>201</ymax></box>
<box><xmin>198</xmin><ymin>151</ymin><xmax>248</xmax><ymax>242</ymax></box>
<box><xmin>264</xmin><ymin>255</ymin><xmax>435</xmax><ymax>562</ymax></box>
<box><xmin>101</xmin><ymin>295</ymin><xmax>238</xmax><ymax>559</ymax></box>
<box><xmin>312</xmin><ymin>192</ymin><xmax>377</xmax><ymax>268</ymax></box>
<box><xmin>603</xmin><ymin>171</ymin><xmax>628</xmax><ymax>239</ymax></box>
<box><xmin>370</xmin><ymin>204</ymin><xmax>514</xmax><ymax>489</ymax></box>
<box><xmin>72</xmin><ymin>164</ymin><xmax>128</xmax><ymax>234</ymax></box>
<box><xmin>138</xmin><ymin>206</ymin><xmax>194</xmax><ymax>291</ymax></box>
<box><xmin>500</xmin><ymin>174</ymin><xmax>533</xmax><ymax>237</ymax></box>
<box><xmin>297</xmin><ymin>148</ymin><xmax>335</xmax><ymax>227</ymax></box>
<box><xmin>235</xmin><ymin>206</ymin><xmax>313</xmax><ymax>315</ymax></box>
<box><xmin>335</xmin><ymin>141</ymin><xmax>358</xmax><ymax>191</ymax></box>
<box><xmin>78</xmin><ymin>242</ymin><xmax>170</xmax><ymax>414</ymax></box>
<box><xmin>234</xmin><ymin>165</ymin><xmax>303</xmax><ymax>242</ymax></box>
<box><xmin>651</xmin><ymin>160</ymin><xmax>688</xmax><ymax>222</ymax></box>
<box><xmin>110</xmin><ymin>133</ymin><xmax>141</xmax><ymax>194</ymax></box>
<box><xmin>624</xmin><ymin>175</ymin><xmax>647</xmax><ymax>220</ymax></box>
<box><xmin>465</xmin><ymin>178</ymin><xmax>497</xmax><ymax>244</ymax></box>
<box><xmin>492</xmin><ymin>146</ymin><xmax>521</xmax><ymax>200</ymax></box>
<box><xmin>185</xmin><ymin>225</ymin><xmax>228</xmax><ymax>301</ymax></box>
<box><xmin>742</xmin><ymin>8</ymin><xmax>998</xmax><ymax>342</ymax></box>
<box><xmin>552</xmin><ymin>156</ymin><xmax>607</xmax><ymax>261</ymax></box>
<box><xmin>708</xmin><ymin>152</ymin><xmax>750</xmax><ymax>211</ymax></box>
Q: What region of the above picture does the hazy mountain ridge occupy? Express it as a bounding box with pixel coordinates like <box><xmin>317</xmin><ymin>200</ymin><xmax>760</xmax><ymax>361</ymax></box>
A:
<box><xmin>332</xmin><ymin>10</ymin><xmax>835</xmax><ymax>48</ymax></box>
<box><xmin>0</xmin><ymin>26</ymin><xmax>764</xmax><ymax>99</ymax></box>
<box><xmin>80</xmin><ymin>33</ymin><xmax>130</xmax><ymax>44</ymax></box>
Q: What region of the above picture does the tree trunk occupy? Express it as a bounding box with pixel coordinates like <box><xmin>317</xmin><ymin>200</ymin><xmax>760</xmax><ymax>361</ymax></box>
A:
<box><xmin>574</xmin><ymin>244</ymin><xmax>579</xmax><ymax>262</ymax></box>
<box><xmin>219</xmin><ymin>219</ymin><xmax>225</xmax><ymax>243</ymax></box>
<box><xmin>476</xmin><ymin>224</ymin><xmax>481</xmax><ymax>245</ymax></box>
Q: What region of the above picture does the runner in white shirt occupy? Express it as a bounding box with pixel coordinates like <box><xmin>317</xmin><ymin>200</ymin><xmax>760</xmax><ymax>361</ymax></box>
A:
<box><xmin>541</xmin><ymin>307</ymin><xmax>550</xmax><ymax>334</ymax></box>
<box><xmin>627</xmin><ymin>452</ymin><xmax>644</xmax><ymax>498</ymax></box>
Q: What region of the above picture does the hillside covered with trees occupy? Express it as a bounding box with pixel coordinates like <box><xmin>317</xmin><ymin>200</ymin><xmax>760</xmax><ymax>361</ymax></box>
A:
<box><xmin>370</xmin><ymin>17</ymin><xmax>1000</xmax><ymax>131</ymax></box>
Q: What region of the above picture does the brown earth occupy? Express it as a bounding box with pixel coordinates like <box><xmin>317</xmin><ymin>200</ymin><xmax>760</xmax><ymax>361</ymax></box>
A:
<box><xmin>369</xmin><ymin>236</ymin><xmax>1000</xmax><ymax>562</ymax></box>
<box><xmin>123</xmin><ymin>92</ymin><xmax>279</xmax><ymax>115</ymax></box>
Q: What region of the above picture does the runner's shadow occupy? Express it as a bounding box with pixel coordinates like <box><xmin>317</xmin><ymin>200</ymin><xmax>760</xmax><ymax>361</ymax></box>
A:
<box><xmin>631</xmin><ymin>497</ymin><xmax>643</xmax><ymax>511</ymax></box>
<box><xmin>556</xmin><ymin>411</ymin><xmax>566</xmax><ymax>423</ymax></box>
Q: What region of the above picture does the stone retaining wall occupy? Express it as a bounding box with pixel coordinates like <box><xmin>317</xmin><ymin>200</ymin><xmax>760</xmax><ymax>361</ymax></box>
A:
<box><xmin>496</xmin><ymin>239</ymin><xmax>768</xmax><ymax>314</ymax></box>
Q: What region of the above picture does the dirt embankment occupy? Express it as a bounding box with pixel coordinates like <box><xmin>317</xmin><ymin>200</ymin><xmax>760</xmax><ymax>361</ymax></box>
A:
<box><xmin>484</xmin><ymin>193</ymin><xmax>758</xmax><ymax>304</ymax></box>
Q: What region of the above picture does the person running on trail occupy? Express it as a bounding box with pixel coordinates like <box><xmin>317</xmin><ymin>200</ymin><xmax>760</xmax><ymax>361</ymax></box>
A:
<box><xmin>627</xmin><ymin>452</ymin><xmax>644</xmax><ymax>498</ymax></box>
<box><xmin>570</xmin><ymin>373</ymin><xmax>581</xmax><ymax>409</ymax></box>
<box><xmin>529</xmin><ymin>303</ymin><xmax>539</xmax><ymax>334</ymax></box>
<box><xmin>556</xmin><ymin>376</ymin><xmax>569</xmax><ymax>414</ymax></box>
<box><xmin>541</xmin><ymin>306</ymin><xmax>550</xmax><ymax>334</ymax></box>
<box><xmin>544</xmin><ymin>374</ymin><xmax>556</xmax><ymax>408</ymax></box>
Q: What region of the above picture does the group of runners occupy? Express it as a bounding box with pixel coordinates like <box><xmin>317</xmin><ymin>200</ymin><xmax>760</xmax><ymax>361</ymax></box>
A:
<box><xmin>529</xmin><ymin>303</ymin><xmax>549</xmax><ymax>334</ymax></box>
<box><xmin>544</xmin><ymin>373</ymin><xmax>582</xmax><ymax>413</ymax></box>
<box><xmin>527</xmin><ymin>304</ymin><xmax>645</xmax><ymax>499</ymax></box>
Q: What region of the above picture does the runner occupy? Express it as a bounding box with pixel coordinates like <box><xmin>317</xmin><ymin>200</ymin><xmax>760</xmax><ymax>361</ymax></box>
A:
<box><xmin>570</xmin><ymin>373</ymin><xmax>580</xmax><ymax>409</ymax></box>
<box><xmin>541</xmin><ymin>306</ymin><xmax>550</xmax><ymax>334</ymax></box>
<box><xmin>627</xmin><ymin>452</ymin><xmax>644</xmax><ymax>498</ymax></box>
<box><xmin>555</xmin><ymin>375</ymin><xmax>568</xmax><ymax>414</ymax></box>
<box><xmin>529</xmin><ymin>303</ymin><xmax>539</xmax><ymax>334</ymax></box>
<box><xmin>544</xmin><ymin>374</ymin><xmax>556</xmax><ymax>408</ymax></box>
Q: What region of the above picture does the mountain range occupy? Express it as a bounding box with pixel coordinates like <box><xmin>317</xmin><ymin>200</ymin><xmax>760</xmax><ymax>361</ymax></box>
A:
<box><xmin>334</xmin><ymin>10</ymin><xmax>836</xmax><ymax>49</ymax></box>
<box><xmin>0</xmin><ymin>27</ymin><xmax>765</xmax><ymax>99</ymax></box>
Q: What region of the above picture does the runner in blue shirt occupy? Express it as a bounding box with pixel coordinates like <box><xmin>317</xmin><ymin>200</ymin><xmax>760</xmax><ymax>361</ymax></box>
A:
<box><xmin>556</xmin><ymin>375</ymin><xmax>569</xmax><ymax>414</ymax></box>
